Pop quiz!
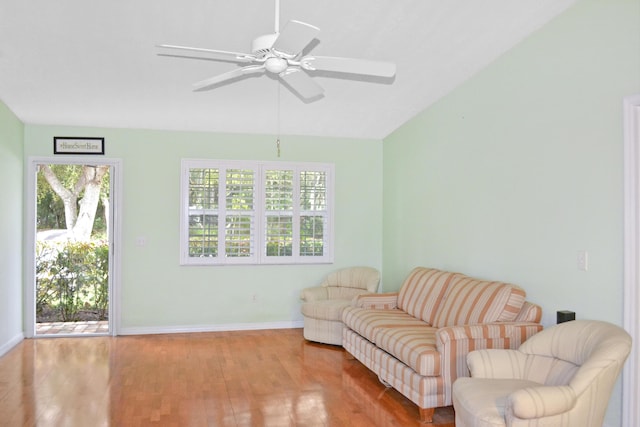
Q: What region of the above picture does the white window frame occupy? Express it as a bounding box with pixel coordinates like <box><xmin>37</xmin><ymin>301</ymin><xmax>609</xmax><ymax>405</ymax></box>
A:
<box><xmin>180</xmin><ymin>159</ymin><xmax>334</xmax><ymax>265</ymax></box>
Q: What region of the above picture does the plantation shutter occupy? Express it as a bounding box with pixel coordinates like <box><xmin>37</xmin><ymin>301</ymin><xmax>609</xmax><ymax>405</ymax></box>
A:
<box><xmin>265</xmin><ymin>169</ymin><xmax>294</xmax><ymax>258</ymax></box>
<box><xmin>299</xmin><ymin>170</ymin><xmax>327</xmax><ymax>257</ymax></box>
<box><xmin>223</xmin><ymin>168</ymin><xmax>255</xmax><ymax>261</ymax></box>
<box><xmin>187</xmin><ymin>168</ymin><xmax>220</xmax><ymax>258</ymax></box>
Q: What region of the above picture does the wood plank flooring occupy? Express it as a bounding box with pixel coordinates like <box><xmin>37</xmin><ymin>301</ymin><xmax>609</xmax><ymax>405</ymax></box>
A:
<box><xmin>0</xmin><ymin>328</ymin><xmax>455</xmax><ymax>426</ymax></box>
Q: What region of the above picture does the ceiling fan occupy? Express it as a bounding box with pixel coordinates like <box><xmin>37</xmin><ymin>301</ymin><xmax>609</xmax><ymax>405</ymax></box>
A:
<box><xmin>156</xmin><ymin>0</ymin><xmax>396</xmax><ymax>101</ymax></box>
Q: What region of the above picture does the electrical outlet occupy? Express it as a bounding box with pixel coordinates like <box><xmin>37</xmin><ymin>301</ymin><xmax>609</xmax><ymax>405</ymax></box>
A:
<box><xmin>577</xmin><ymin>250</ymin><xmax>588</xmax><ymax>271</ymax></box>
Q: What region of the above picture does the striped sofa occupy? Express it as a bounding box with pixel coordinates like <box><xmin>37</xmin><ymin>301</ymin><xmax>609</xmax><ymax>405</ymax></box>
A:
<box><xmin>341</xmin><ymin>267</ymin><xmax>543</xmax><ymax>423</ymax></box>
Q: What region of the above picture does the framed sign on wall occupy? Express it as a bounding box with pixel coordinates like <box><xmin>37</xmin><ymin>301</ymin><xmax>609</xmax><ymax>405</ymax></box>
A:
<box><xmin>53</xmin><ymin>137</ymin><xmax>105</xmax><ymax>155</ymax></box>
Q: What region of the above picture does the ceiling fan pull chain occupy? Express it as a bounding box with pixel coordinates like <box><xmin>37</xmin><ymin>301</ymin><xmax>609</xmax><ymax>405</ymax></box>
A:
<box><xmin>274</xmin><ymin>0</ymin><xmax>280</xmax><ymax>34</ymax></box>
<box><xmin>276</xmin><ymin>80</ymin><xmax>281</xmax><ymax>157</ymax></box>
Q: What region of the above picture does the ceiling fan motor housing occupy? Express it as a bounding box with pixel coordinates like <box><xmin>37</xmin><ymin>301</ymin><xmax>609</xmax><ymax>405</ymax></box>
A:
<box><xmin>251</xmin><ymin>33</ymin><xmax>278</xmax><ymax>58</ymax></box>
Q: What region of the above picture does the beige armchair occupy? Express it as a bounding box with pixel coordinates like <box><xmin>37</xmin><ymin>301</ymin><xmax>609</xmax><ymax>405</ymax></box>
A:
<box><xmin>300</xmin><ymin>266</ymin><xmax>380</xmax><ymax>345</ymax></box>
<box><xmin>452</xmin><ymin>319</ymin><xmax>631</xmax><ymax>427</ymax></box>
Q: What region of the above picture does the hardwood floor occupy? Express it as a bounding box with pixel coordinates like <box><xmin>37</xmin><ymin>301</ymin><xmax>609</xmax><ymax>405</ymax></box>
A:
<box><xmin>0</xmin><ymin>328</ymin><xmax>454</xmax><ymax>426</ymax></box>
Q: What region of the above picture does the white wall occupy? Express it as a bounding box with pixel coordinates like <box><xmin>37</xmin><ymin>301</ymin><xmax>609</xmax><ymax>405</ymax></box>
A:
<box><xmin>383</xmin><ymin>0</ymin><xmax>640</xmax><ymax>425</ymax></box>
<box><xmin>0</xmin><ymin>100</ymin><xmax>24</xmax><ymax>356</ymax></box>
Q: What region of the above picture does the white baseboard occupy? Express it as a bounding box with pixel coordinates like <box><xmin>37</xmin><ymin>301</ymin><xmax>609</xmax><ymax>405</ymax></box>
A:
<box><xmin>118</xmin><ymin>320</ymin><xmax>304</xmax><ymax>336</ymax></box>
<box><xmin>0</xmin><ymin>332</ymin><xmax>24</xmax><ymax>358</ymax></box>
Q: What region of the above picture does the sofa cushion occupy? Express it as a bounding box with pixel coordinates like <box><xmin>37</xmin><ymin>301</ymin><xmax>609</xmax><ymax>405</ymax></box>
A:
<box><xmin>342</xmin><ymin>306</ymin><xmax>425</xmax><ymax>343</ymax></box>
<box><xmin>431</xmin><ymin>276</ymin><xmax>526</xmax><ymax>328</ymax></box>
<box><xmin>397</xmin><ymin>268</ymin><xmax>460</xmax><ymax>325</ymax></box>
<box><xmin>514</xmin><ymin>301</ymin><xmax>543</xmax><ymax>323</ymax></box>
<box><xmin>374</xmin><ymin>325</ymin><xmax>440</xmax><ymax>376</ymax></box>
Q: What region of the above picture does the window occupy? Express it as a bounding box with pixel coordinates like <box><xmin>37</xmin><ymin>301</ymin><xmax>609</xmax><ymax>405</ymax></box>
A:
<box><xmin>181</xmin><ymin>159</ymin><xmax>333</xmax><ymax>265</ymax></box>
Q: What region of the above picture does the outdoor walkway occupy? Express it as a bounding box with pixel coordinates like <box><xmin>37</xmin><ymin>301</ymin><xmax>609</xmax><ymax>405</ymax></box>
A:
<box><xmin>36</xmin><ymin>320</ymin><xmax>109</xmax><ymax>335</ymax></box>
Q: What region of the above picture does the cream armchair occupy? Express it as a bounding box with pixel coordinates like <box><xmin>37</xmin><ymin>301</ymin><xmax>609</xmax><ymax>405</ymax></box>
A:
<box><xmin>300</xmin><ymin>266</ymin><xmax>380</xmax><ymax>345</ymax></box>
<box><xmin>452</xmin><ymin>319</ymin><xmax>632</xmax><ymax>427</ymax></box>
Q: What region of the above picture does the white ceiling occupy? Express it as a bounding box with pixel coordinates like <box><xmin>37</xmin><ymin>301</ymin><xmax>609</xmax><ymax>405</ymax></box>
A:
<box><xmin>0</xmin><ymin>0</ymin><xmax>577</xmax><ymax>140</ymax></box>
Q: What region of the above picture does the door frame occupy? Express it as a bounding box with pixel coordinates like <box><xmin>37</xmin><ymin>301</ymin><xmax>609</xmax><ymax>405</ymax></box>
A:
<box><xmin>24</xmin><ymin>156</ymin><xmax>123</xmax><ymax>337</ymax></box>
<box><xmin>623</xmin><ymin>94</ymin><xmax>640</xmax><ymax>427</ymax></box>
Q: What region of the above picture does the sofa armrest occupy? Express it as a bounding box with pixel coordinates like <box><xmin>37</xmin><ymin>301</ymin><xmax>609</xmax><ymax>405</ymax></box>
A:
<box><xmin>300</xmin><ymin>286</ymin><xmax>328</xmax><ymax>302</ymax></box>
<box><xmin>437</xmin><ymin>322</ymin><xmax>542</xmax><ymax>349</ymax></box>
<box><xmin>352</xmin><ymin>292</ymin><xmax>399</xmax><ymax>309</ymax></box>
<box><xmin>509</xmin><ymin>385</ymin><xmax>576</xmax><ymax>419</ymax></box>
<box><xmin>436</xmin><ymin>322</ymin><xmax>543</xmax><ymax>380</ymax></box>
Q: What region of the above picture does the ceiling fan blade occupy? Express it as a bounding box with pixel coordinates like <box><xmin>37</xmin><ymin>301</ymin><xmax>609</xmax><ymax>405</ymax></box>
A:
<box><xmin>279</xmin><ymin>68</ymin><xmax>324</xmax><ymax>100</ymax></box>
<box><xmin>272</xmin><ymin>20</ymin><xmax>320</xmax><ymax>56</ymax></box>
<box><xmin>301</xmin><ymin>56</ymin><xmax>396</xmax><ymax>78</ymax></box>
<box><xmin>193</xmin><ymin>65</ymin><xmax>265</xmax><ymax>92</ymax></box>
<box><xmin>157</xmin><ymin>44</ymin><xmax>255</xmax><ymax>63</ymax></box>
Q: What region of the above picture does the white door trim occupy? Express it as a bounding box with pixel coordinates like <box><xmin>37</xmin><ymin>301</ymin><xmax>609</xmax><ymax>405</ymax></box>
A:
<box><xmin>24</xmin><ymin>157</ymin><xmax>123</xmax><ymax>337</ymax></box>
<box><xmin>623</xmin><ymin>94</ymin><xmax>640</xmax><ymax>427</ymax></box>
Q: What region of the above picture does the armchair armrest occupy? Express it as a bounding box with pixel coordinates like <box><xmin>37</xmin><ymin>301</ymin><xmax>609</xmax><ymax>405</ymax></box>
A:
<box><xmin>509</xmin><ymin>385</ymin><xmax>576</xmax><ymax>419</ymax></box>
<box><xmin>300</xmin><ymin>286</ymin><xmax>328</xmax><ymax>302</ymax></box>
<box><xmin>352</xmin><ymin>292</ymin><xmax>399</xmax><ymax>309</ymax></box>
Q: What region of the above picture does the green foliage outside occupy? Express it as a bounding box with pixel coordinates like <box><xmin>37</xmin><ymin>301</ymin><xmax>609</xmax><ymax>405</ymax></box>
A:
<box><xmin>37</xmin><ymin>164</ymin><xmax>109</xmax><ymax>235</ymax></box>
<box><xmin>36</xmin><ymin>240</ymin><xmax>109</xmax><ymax>322</ymax></box>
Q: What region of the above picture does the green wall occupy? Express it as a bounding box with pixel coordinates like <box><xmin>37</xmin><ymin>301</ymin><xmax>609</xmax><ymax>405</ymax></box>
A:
<box><xmin>0</xmin><ymin>100</ymin><xmax>24</xmax><ymax>355</ymax></box>
<box><xmin>383</xmin><ymin>0</ymin><xmax>639</xmax><ymax>425</ymax></box>
<box><xmin>23</xmin><ymin>125</ymin><xmax>383</xmax><ymax>332</ymax></box>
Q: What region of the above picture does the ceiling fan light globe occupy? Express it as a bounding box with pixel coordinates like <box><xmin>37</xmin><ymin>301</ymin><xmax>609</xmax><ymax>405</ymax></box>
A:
<box><xmin>265</xmin><ymin>57</ymin><xmax>288</xmax><ymax>74</ymax></box>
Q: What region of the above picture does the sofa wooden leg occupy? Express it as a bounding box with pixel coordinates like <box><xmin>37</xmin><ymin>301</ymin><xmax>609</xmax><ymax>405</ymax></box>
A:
<box><xmin>377</xmin><ymin>375</ymin><xmax>392</xmax><ymax>387</ymax></box>
<box><xmin>419</xmin><ymin>407</ymin><xmax>435</xmax><ymax>424</ymax></box>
